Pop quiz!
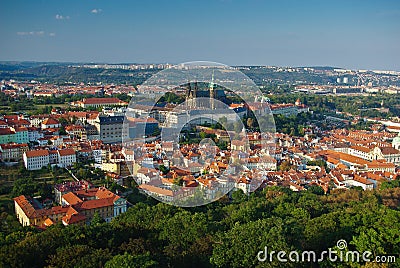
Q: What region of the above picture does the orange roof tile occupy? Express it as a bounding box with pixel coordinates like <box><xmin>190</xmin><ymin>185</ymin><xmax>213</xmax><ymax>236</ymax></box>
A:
<box><xmin>58</xmin><ymin>148</ymin><xmax>75</xmax><ymax>156</ymax></box>
<box><xmin>82</xmin><ymin>97</ymin><xmax>125</xmax><ymax>105</ymax></box>
<box><xmin>379</xmin><ymin>147</ymin><xmax>400</xmax><ymax>155</ymax></box>
<box><xmin>43</xmin><ymin>218</ymin><xmax>54</xmax><ymax>227</ymax></box>
<box><xmin>139</xmin><ymin>184</ymin><xmax>173</xmax><ymax>196</ymax></box>
<box><xmin>62</xmin><ymin>192</ymin><xmax>83</xmax><ymax>205</ymax></box>
<box><xmin>95</xmin><ymin>187</ymin><xmax>117</xmax><ymax>200</ymax></box>
<box><xmin>25</xmin><ymin>149</ymin><xmax>49</xmax><ymax>158</ymax></box>
<box><xmin>350</xmin><ymin>145</ymin><xmax>371</xmax><ymax>153</ymax></box>
<box><xmin>77</xmin><ymin>197</ymin><xmax>114</xmax><ymax>209</ymax></box>
<box><xmin>42</xmin><ymin>118</ymin><xmax>59</xmax><ymax>125</ymax></box>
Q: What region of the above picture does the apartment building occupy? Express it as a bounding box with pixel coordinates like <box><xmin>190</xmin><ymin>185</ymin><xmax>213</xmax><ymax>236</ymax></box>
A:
<box><xmin>57</xmin><ymin>148</ymin><xmax>77</xmax><ymax>168</ymax></box>
<box><xmin>23</xmin><ymin>149</ymin><xmax>50</xmax><ymax>170</ymax></box>
<box><xmin>94</xmin><ymin>115</ymin><xmax>124</xmax><ymax>143</ymax></box>
<box><xmin>72</xmin><ymin>97</ymin><xmax>128</xmax><ymax>108</ymax></box>
<box><xmin>0</xmin><ymin>143</ymin><xmax>28</xmax><ymax>161</ymax></box>
<box><xmin>23</xmin><ymin>148</ymin><xmax>77</xmax><ymax>170</ymax></box>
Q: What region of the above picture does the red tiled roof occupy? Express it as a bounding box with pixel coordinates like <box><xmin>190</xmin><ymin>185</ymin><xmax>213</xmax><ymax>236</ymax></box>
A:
<box><xmin>50</xmin><ymin>206</ymin><xmax>70</xmax><ymax>215</ymax></box>
<box><xmin>126</xmin><ymin>117</ymin><xmax>158</xmax><ymax>125</ymax></box>
<box><xmin>139</xmin><ymin>184</ymin><xmax>173</xmax><ymax>196</ymax></box>
<box><xmin>82</xmin><ymin>97</ymin><xmax>124</xmax><ymax>104</ymax></box>
<box><xmin>62</xmin><ymin>206</ymin><xmax>86</xmax><ymax>225</ymax></box>
<box><xmin>0</xmin><ymin>128</ymin><xmax>14</xmax><ymax>135</ymax></box>
<box><xmin>25</xmin><ymin>149</ymin><xmax>49</xmax><ymax>158</ymax></box>
<box><xmin>13</xmin><ymin>126</ymin><xmax>28</xmax><ymax>132</ymax></box>
<box><xmin>43</xmin><ymin>218</ymin><xmax>54</xmax><ymax>227</ymax></box>
<box><xmin>0</xmin><ymin>143</ymin><xmax>28</xmax><ymax>149</ymax></box>
<box><xmin>87</xmin><ymin>112</ymin><xmax>99</xmax><ymax>119</ymax></box>
<box><xmin>13</xmin><ymin>195</ymin><xmax>37</xmax><ymax>218</ymax></box>
<box><xmin>62</xmin><ymin>213</ymin><xmax>86</xmax><ymax>224</ymax></box>
<box><xmin>367</xmin><ymin>160</ymin><xmax>396</xmax><ymax>169</ymax></box>
<box><xmin>4</xmin><ymin>115</ymin><xmax>19</xmax><ymax>120</ymax></box>
<box><xmin>379</xmin><ymin>147</ymin><xmax>400</xmax><ymax>155</ymax></box>
<box><xmin>65</xmin><ymin>125</ymin><xmax>85</xmax><ymax>131</ymax></box>
<box><xmin>353</xmin><ymin>176</ymin><xmax>373</xmax><ymax>185</ymax></box>
<box><xmin>77</xmin><ymin>197</ymin><xmax>114</xmax><ymax>209</ymax></box>
<box><xmin>75</xmin><ymin>188</ymin><xmax>98</xmax><ymax>199</ymax></box>
<box><xmin>62</xmin><ymin>192</ymin><xmax>83</xmax><ymax>205</ymax></box>
<box><xmin>67</xmin><ymin>111</ymin><xmax>87</xmax><ymax>118</ymax></box>
<box><xmin>351</xmin><ymin>145</ymin><xmax>371</xmax><ymax>153</ymax></box>
<box><xmin>58</xmin><ymin>148</ymin><xmax>75</xmax><ymax>156</ymax></box>
<box><xmin>42</xmin><ymin>118</ymin><xmax>59</xmax><ymax>125</ymax></box>
<box><xmin>95</xmin><ymin>187</ymin><xmax>118</xmax><ymax>200</ymax></box>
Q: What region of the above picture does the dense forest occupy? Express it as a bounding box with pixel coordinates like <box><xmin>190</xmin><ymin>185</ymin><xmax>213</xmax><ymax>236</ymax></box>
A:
<box><xmin>1</xmin><ymin>184</ymin><xmax>399</xmax><ymax>268</ymax></box>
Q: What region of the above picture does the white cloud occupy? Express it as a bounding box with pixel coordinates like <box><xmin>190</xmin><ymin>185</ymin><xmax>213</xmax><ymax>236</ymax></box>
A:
<box><xmin>49</xmin><ymin>33</ymin><xmax>56</xmax><ymax>37</ymax></box>
<box><xmin>91</xmin><ymin>8</ymin><xmax>102</xmax><ymax>14</ymax></box>
<box><xmin>17</xmin><ymin>31</ymin><xmax>46</xmax><ymax>36</ymax></box>
<box><xmin>55</xmin><ymin>14</ymin><xmax>70</xmax><ymax>20</ymax></box>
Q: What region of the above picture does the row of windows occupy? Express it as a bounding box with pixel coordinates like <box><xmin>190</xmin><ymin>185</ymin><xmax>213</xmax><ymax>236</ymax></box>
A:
<box><xmin>27</xmin><ymin>164</ymin><xmax>46</xmax><ymax>169</ymax></box>
<box><xmin>101</xmin><ymin>126</ymin><xmax>122</xmax><ymax>131</ymax></box>
<box><xmin>27</xmin><ymin>159</ymin><xmax>48</xmax><ymax>164</ymax></box>
<box><xmin>101</xmin><ymin>134</ymin><xmax>122</xmax><ymax>138</ymax></box>
<box><xmin>30</xmin><ymin>156</ymin><xmax>49</xmax><ymax>160</ymax></box>
<box><xmin>102</xmin><ymin>132</ymin><xmax>123</xmax><ymax>136</ymax></box>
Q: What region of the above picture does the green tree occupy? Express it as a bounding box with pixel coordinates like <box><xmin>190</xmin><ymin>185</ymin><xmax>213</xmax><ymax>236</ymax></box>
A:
<box><xmin>211</xmin><ymin>218</ymin><xmax>294</xmax><ymax>268</ymax></box>
<box><xmin>380</xmin><ymin>179</ymin><xmax>400</xmax><ymax>189</ymax></box>
<box><xmin>172</xmin><ymin>176</ymin><xmax>183</xmax><ymax>186</ymax></box>
<box><xmin>231</xmin><ymin>189</ymin><xmax>247</xmax><ymax>202</ymax></box>
<box><xmin>91</xmin><ymin>212</ymin><xmax>105</xmax><ymax>226</ymax></box>
<box><xmin>158</xmin><ymin>165</ymin><xmax>169</xmax><ymax>174</ymax></box>
<box><xmin>158</xmin><ymin>211</ymin><xmax>210</xmax><ymax>266</ymax></box>
<box><xmin>47</xmin><ymin>245</ymin><xmax>112</xmax><ymax>268</ymax></box>
<box><xmin>199</xmin><ymin>131</ymin><xmax>207</xmax><ymax>139</ymax></box>
<box><xmin>279</xmin><ymin>160</ymin><xmax>292</xmax><ymax>171</ymax></box>
<box><xmin>105</xmin><ymin>252</ymin><xmax>158</xmax><ymax>268</ymax></box>
<box><xmin>307</xmin><ymin>185</ymin><xmax>325</xmax><ymax>195</ymax></box>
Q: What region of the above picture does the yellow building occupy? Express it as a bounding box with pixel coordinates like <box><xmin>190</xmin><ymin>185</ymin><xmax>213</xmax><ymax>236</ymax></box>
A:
<box><xmin>14</xmin><ymin>187</ymin><xmax>127</xmax><ymax>227</ymax></box>
<box><xmin>13</xmin><ymin>195</ymin><xmax>69</xmax><ymax>227</ymax></box>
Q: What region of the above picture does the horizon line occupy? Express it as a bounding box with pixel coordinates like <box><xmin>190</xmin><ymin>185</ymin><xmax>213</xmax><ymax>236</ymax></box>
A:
<box><xmin>0</xmin><ymin>60</ymin><xmax>399</xmax><ymax>72</ymax></box>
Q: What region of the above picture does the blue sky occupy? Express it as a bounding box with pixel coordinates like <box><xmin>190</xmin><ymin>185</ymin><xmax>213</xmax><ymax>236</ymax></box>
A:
<box><xmin>0</xmin><ymin>0</ymin><xmax>399</xmax><ymax>70</ymax></box>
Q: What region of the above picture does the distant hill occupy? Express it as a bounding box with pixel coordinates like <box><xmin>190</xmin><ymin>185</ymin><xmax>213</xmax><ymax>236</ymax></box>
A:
<box><xmin>298</xmin><ymin>66</ymin><xmax>341</xmax><ymax>70</ymax></box>
<box><xmin>0</xmin><ymin>62</ymin><xmax>158</xmax><ymax>84</ymax></box>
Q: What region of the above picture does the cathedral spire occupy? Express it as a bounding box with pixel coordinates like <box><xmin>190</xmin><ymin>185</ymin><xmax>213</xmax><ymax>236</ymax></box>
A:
<box><xmin>209</xmin><ymin>70</ymin><xmax>215</xmax><ymax>109</ymax></box>
<box><xmin>186</xmin><ymin>80</ymin><xmax>193</xmax><ymax>108</ymax></box>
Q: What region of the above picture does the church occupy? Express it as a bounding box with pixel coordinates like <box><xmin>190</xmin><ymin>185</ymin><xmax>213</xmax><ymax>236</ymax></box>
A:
<box><xmin>185</xmin><ymin>76</ymin><xmax>226</xmax><ymax>110</ymax></box>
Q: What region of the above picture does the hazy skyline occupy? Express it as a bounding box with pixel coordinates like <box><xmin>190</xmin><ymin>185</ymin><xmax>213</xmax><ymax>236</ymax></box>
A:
<box><xmin>1</xmin><ymin>0</ymin><xmax>399</xmax><ymax>71</ymax></box>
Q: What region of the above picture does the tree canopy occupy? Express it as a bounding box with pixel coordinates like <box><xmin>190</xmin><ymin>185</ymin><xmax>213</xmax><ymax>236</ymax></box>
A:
<box><xmin>1</xmin><ymin>185</ymin><xmax>399</xmax><ymax>267</ymax></box>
